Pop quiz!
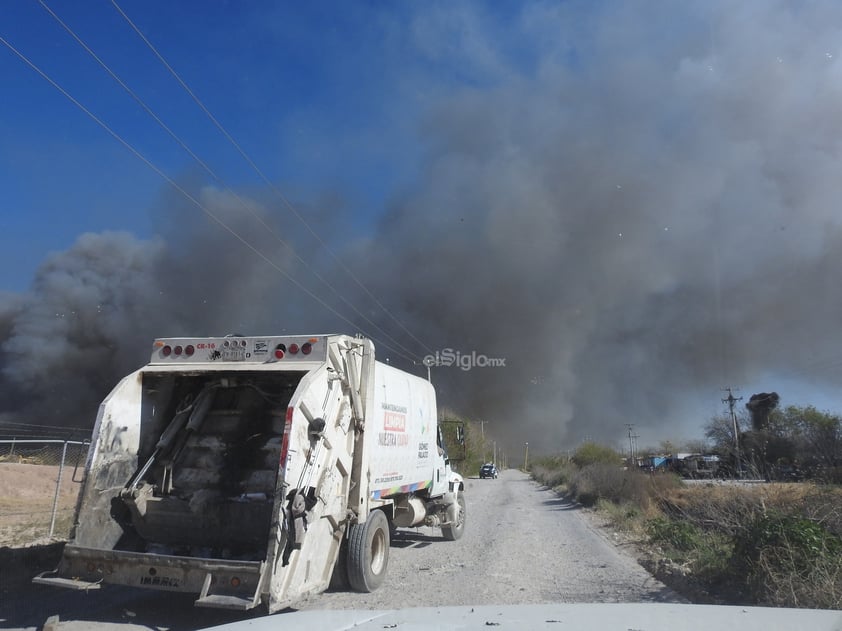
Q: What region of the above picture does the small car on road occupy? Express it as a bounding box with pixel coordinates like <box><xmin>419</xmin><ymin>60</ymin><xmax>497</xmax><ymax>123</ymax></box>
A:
<box><xmin>479</xmin><ymin>463</ymin><xmax>498</xmax><ymax>479</ymax></box>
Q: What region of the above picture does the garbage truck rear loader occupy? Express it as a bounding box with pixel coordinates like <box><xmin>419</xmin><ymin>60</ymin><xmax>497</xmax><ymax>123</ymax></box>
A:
<box><xmin>35</xmin><ymin>334</ymin><xmax>465</xmax><ymax>612</ymax></box>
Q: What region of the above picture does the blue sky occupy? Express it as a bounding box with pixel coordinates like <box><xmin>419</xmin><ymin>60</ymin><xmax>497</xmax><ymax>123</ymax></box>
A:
<box><xmin>0</xmin><ymin>1</ymin><xmax>436</xmax><ymax>292</ymax></box>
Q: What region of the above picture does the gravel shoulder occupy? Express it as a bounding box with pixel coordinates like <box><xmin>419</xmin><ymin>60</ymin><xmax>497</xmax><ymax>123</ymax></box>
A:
<box><xmin>1</xmin><ymin>469</ymin><xmax>681</xmax><ymax>630</ymax></box>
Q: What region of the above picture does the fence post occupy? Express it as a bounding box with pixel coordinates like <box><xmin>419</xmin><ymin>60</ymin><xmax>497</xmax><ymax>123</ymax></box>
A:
<box><xmin>48</xmin><ymin>441</ymin><xmax>69</xmax><ymax>538</ymax></box>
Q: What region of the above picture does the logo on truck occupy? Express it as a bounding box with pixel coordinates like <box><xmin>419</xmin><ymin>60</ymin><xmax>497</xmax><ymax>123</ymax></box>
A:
<box><xmin>379</xmin><ymin>403</ymin><xmax>408</xmax><ymax>446</ymax></box>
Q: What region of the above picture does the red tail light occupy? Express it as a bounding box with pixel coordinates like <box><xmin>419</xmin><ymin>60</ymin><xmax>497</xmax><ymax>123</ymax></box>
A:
<box><xmin>301</xmin><ymin>342</ymin><xmax>312</xmax><ymax>355</ymax></box>
<box><xmin>289</xmin><ymin>343</ymin><xmax>299</xmax><ymax>354</ymax></box>
<box><xmin>161</xmin><ymin>345</ymin><xmax>172</xmax><ymax>357</ymax></box>
<box><xmin>274</xmin><ymin>343</ymin><xmax>286</xmax><ymax>359</ymax></box>
<box><xmin>174</xmin><ymin>345</ymin><xmax>183</xmax><ymax>356</ymax></box>
<box><xmin>185</xmin><ymin>345</ymin><xmax>195</xmax><ymax>356</ymax></box>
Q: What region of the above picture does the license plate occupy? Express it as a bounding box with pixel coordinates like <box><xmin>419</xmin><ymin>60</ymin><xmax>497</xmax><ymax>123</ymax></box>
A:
<box><xmin>139</xmin><ymin>574</ymin><xmax>180</xmax><ymax>588</ymax></box>
<box><xmin>222</xmin><ymin>347</ymin><xmax>246</xmax><ymax>361</ymax></box>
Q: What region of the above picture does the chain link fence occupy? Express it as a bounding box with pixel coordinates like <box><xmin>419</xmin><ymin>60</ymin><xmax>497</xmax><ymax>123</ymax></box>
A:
<box><xmin>0</xmin><ymin>439</ymin><xmax>90</xmax><ymax>547</ymax></box>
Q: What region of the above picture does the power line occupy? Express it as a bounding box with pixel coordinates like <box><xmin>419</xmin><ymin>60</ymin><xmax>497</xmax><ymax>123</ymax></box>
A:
<box><xmin>36</xmin><ymin>0</ymin><xmax>422</xmax><ymax>364</ymax></box>
<box><xmin>0</xmin><ymin>33</ymin><xmax>419</xmax><ymax>365</ymax></box>
<box><xmin>109</xmin><ymin>0</ymin><xmax>435</xmax><ymax>359</ymax></box>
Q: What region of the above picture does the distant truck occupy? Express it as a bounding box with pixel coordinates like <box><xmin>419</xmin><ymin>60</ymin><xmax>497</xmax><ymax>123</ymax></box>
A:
<box><xmin>669</xmin><ymin>453</ymin><xmax>723</xmax><ymax>479</ymax></box>
<box><xmin>35</xmin><ymin>334</ymin><xmax>465</xmax><ymax>612</ymax></box>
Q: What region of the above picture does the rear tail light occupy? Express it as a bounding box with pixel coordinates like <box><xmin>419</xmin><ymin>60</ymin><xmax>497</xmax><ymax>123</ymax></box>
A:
<box><xmin>185</xmin><ymin>345</ymin><xmax>194</xmax><ymax>356</ymax></box>
<box><xmin>274</xmin><ymin>344</ymin><xmax>286</xmax><ymax>359</ymax></box>
<box><xmin>288</xmin><ymin>343</ymin><xmax>299</xmax><ymax>354</ymax></box>
<box><xmin>301</xmin><ymin>342</ymin><xmax>312</xmax><ymax>355</ymax></box>
<box><xmin>174</xmin><ymin>345</ymin><xmax>183</xmax><ymax>356</ymax></box>
<box><xmin>161</xmin><ymin>345</ymin><xmax>172</xmax><ymax>357</ymax></box>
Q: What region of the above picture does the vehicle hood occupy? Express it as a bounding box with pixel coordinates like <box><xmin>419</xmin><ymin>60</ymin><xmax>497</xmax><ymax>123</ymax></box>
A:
<box><xmin>202</xmin><ymin>602</ymin><xmax>842</xmax><ymax>630</ymax></box>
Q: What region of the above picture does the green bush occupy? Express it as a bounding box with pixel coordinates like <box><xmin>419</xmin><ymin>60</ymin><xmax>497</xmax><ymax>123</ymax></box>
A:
<box><xmin>645</xmin><ymin>516</ymin><xmax>735</xmax><ymax>589</ymax></box>
<box><xmin>439</xmin><ymin>411</ymin><xmax>490</xmax><ymax>476</ymax></box>
<box><xmin>571</xmin><ymin>442</ymin><xmax>622</xmax><ymax>468</ymax></box>
<box><xmin>734</xmin><ymin>513</ymin><xmax>842</xmax><ymax>570</ymax></box>
<box><xmin>733</xmin><ymin>513</ymin><xmax>842</xmax><ymax>608</ymax></box>
<box><xmin>596</xmin><ymin>498</ymin><xmax>644</xmax><ymax>532</ymax></box>
<box><xmin>647</xmin><ymin>516</ymin><xmax>700</xmax><ymax>551</ymax></box>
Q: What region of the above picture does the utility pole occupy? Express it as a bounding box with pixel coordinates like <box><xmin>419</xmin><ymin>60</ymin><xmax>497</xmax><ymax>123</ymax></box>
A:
<box><xmin>722</xmin><ymin>387</ymin><xmax>743</xmax><ymax>478</ymax></box>
<box><xmin>632</xmin><ymin>433</ymin><xmax>640</xmax><ymax>465</ymax></box>
<box><xmin>625</xmin><ymin>424</ymin><xmax>635</xmax><ymax>464</ymax></box>
<box><xmin>477</xmin><ymin>420</ymin><xmax>491</xmax><ymax>462</ymax></box>
<box><xmin>524</xmin><ymin>442</ymin><xmax>529</xmax><ymax>470</ymax></box>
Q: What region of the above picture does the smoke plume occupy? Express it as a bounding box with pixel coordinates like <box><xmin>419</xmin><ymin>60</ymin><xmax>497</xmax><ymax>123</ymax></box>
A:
<box><xmin>746</xmin><ymin>393</ymin><xmax>781</xmax><ymax>432</ymax></box>
<box><xmin>4</xmin><ymin>1</ymin><xmax>842</xmax><ymax>456</ymax></box>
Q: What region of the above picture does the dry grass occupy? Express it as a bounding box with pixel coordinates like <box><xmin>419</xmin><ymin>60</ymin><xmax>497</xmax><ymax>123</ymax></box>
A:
<box><xmin>645</xmin><ymin>482</ymin><xmax>842</xmax><ymax>608</ymax></box>
<box><xmin>532</xmin><ymin>456</ymin><xmax>842</xmax><ymax>609</ymax></box>
<box><xmin>654</xmin><ymin>482</ymin><xmax>842</xmax><ymax>536</ymax></box>
<box><xmin>0</xmin><ymin>463</ymin><xmax>82</xmax><ymax>546</ymax></box>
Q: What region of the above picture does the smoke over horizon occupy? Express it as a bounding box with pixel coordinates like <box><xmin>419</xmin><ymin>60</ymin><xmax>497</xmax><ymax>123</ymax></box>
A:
<box><xmin>4</xmin><ymin>1</ymin><xmax>842</xmax><ymax>455</ymax></box>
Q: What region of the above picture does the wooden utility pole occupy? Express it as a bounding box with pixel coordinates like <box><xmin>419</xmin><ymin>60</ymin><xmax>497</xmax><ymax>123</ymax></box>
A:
<box><xmin>722</xmin><ymin>387</ymin><xmax>742</xmax><ymax>478</ymax></box>
<box><xmin>625</xmin><ymin>423</ymin><xmax>635</xmax><ymax>463</ymax></box>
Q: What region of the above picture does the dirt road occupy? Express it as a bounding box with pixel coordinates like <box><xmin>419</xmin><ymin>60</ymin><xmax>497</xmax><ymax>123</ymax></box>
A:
<box><xmin>1</xmin><ymin>469</ymin><xmax>680</xmax><ymax>630</ymax></box>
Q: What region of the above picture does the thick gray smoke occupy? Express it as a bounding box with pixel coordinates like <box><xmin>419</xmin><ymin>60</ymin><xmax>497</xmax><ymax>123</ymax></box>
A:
<box><xmin>0</xmin><ymin>189</ymin><xmax>336</xmax><ymax>429</ymax></box>
<box><xmin>4</xmin><ymin>1</ymin><xmax>842</xmax><ymax>455</ymax></box>
<box><xmin>347</xmin><ymin>0</ymin><xmax>842</xmax><ymax>452</ymax></box>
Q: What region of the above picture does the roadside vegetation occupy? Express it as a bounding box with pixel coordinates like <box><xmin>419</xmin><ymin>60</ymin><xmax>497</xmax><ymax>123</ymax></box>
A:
<box><xmin>439</xmin><ymin>409</ymin><xmax>494</xmax><ymax>477</ymax></box>
<box><xmin>705</xmin><ymin>403</ymin><xmax>842</xmax><ymax>483</ymax></box>
<box><xmin>530</xmin><ymin>443</ymin><xmax>842</xmax><ymax>609</ymax></box>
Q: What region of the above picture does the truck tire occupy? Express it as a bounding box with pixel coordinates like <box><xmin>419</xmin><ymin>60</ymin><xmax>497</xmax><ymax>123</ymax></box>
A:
<box><xmin>347</xmin><ymin>509</ymin><xmax>390</xmax><ymax>592</ymax></box>
<box><xmin>441</xmin><ymin>494</ymin><xmax>466</xmax><ymax>541</ymax></box>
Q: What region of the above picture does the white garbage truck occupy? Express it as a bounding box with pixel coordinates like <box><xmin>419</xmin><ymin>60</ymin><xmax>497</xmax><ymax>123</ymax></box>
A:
<box><xmin>34</xmin><ymin>334</ymin><xmax>465</xmax><ymax>612</ymax></box>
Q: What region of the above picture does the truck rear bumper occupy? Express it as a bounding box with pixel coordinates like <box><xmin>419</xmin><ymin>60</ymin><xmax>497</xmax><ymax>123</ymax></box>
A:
<box><xmin>34</xmin><ymin>545</ymin><xmax>265</xmax><ymax>609</ymax></box>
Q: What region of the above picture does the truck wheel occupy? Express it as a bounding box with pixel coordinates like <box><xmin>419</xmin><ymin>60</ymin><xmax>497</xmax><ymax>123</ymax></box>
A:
<box><xmin>348</xmin><ymin>509</ymin><xmax>390</xmax><ymax>592</ymax></box>
<box><xmin>441</xmin><ymin>494</ymin><xmax>466</xmax><ymax>541</ymax></box>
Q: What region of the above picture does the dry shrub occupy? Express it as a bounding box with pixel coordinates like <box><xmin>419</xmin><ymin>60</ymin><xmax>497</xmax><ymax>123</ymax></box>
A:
<box><xmin>734</xmin><ymin>512</ymin><xmax>842</xmax><ymax>609</ymax></box>
<box><xmin>649</xmin><ymin>482</ymin><xmax>842</xmax><ymax>608</ymax></box>
<box><xmin>651</xmin><ymin>483</ymin><xmax>831</xmax><ymax>536</ymax></box>
<box><xmin>569</xmin><ymin>464</ymin><xmax>667</xmax><ymax>508</ymax></box>
<box><xmin>531</xmin><ymin>459</ymin><xmax>575</xmax><ymax>489</ymax></box>
<box><xmin>654</xmin><ymin>485</ymin><xmax>765</xmax><ymax>535</ymax></box>
<box><xmin>796</xmin><ymin>485</ymin><xmax>842</xmax><ymax>539</ymax></box>
<box><xmin>755</xmin><ymin>543</ymin><xmax>842</xmax><ymax>609</ymax></box>
<box><xmin>758</xmin><ymin>549</ymin><xmax>842</xmax><ymax>609</ymax></box>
